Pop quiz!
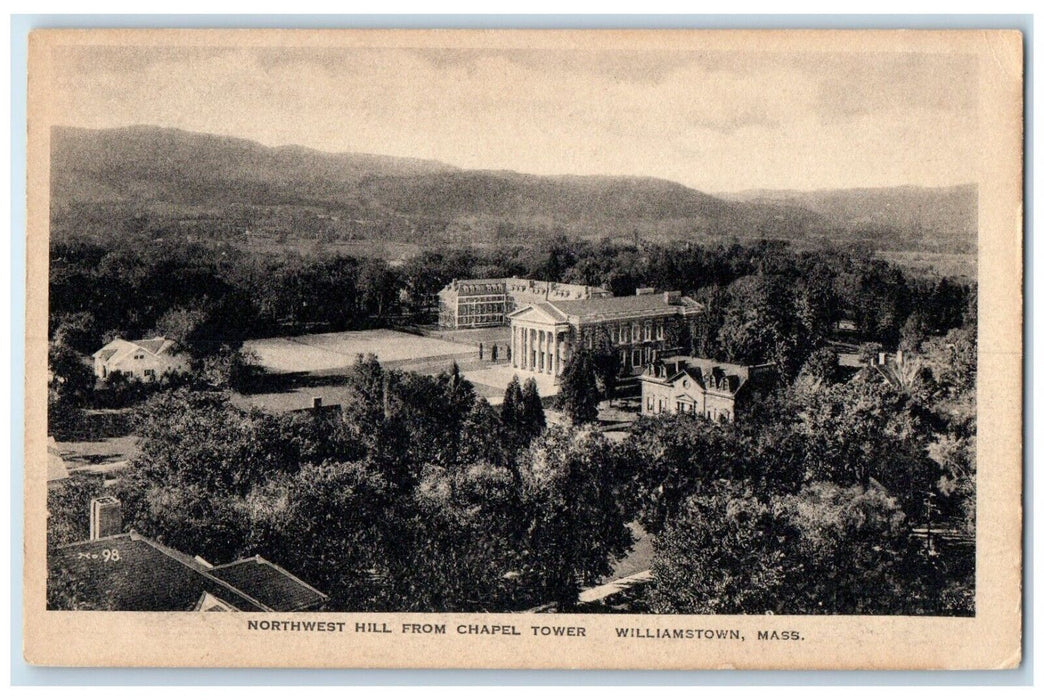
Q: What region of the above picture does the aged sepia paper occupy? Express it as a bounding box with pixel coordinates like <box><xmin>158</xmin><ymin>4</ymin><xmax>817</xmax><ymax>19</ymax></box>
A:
<box><xmin>24</xmin><ymin>28</ymin><xmax>1023</xmax><ymax>669</ymax></box>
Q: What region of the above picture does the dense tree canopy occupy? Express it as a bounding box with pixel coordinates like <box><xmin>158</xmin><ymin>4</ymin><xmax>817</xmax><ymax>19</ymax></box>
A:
<box><xmin>49</xmin><ymin>233</ymin><xmax>977</xmax><ymax>615</ymax></box>
<box><xmin>103</xmin><ymin>357</ymin><xmax>633</xmax><ymax>611</ymax></box>
<box><xmin>649</xmin><ymin>480</ymin><xmax>955</xmax><ymax>615</ymax></box>
<box><xmin>50</xmin><ymin>236</ymin><xmax>974</xmax><ymax>369</ymax></box>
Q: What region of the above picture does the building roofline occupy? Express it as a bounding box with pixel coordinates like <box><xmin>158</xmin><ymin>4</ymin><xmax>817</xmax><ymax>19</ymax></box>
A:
<box><xmin>58</xmin><ymin>531</ymin><xmax>277</xmax><ymax>612</ymax></box>
<box><xmin>209</xmin><ymin>554</ymin><xmax>329</xmax><ymax>609</ymax></box>
<box><xmin>93</xmin><ymin>336</ymin><xmax>180</xmax><ymax>359</ymax></box>
<box><xmin>506</xmin><ymin>303</ymin><xmax>569</xmax><ymax>325</ymax></box>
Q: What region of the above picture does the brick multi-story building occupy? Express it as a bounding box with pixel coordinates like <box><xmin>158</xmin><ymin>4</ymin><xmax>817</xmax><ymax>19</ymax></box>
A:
<box><xmin>437</xmin><ymin>277</ymin><xmax>611</xmax><ymax>329</ymax></box>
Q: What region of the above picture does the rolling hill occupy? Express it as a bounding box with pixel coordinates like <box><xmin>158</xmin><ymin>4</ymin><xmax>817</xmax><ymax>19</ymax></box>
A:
<box><xmin>49</xmin><ymin>125</ymin><xmax>977</xmax><ymax>254</ymax></box>
<box><xmin>719</xmin><ymin>185</ymin><xmax>978</xmax><ymax>253</ymax></box>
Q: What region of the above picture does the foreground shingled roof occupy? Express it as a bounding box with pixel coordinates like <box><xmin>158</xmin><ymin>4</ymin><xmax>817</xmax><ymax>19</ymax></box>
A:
<box><xmin>52</xmin><ymin>533</ymin><xmax>327</xmax><ymax>612</ymax></box>
<box><xmin>208</xmin><ymin>556</ymin><xmax>328</xmax><ymax>612</ymax></box>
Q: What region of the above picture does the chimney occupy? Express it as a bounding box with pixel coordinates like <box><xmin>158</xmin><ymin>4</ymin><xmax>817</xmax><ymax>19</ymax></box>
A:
<box><xmin>878</xmin><ymin>352</ymin><xmax>888</xmax><ymax>366</ymax></box>
<box><xmin>89</xmin><ymin>497</ymin><xmax>122</xmax><ymax>540</ymax></box>
<box><xmin>896</xmin><ymin>349</ymin><xmax>905</xmax><ymax>365</ymax></box>
<box><xmin>312</xmin><ymin>396</ymin><xmax>323</xmax><ymax>408</ymax></box>
<box><xmin>664</xmin><ymin>291</ymin><xmax>681</xmax><ymax>304</ymax></box>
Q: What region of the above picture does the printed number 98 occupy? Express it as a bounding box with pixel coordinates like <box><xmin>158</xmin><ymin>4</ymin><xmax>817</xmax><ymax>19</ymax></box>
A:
<box><xmin>102</xmin><ymin>549</ymin><xmax>120</xmax><ymax>562</ymax></box>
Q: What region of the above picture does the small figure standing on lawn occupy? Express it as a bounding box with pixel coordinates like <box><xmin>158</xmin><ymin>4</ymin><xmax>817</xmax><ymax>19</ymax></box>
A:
<box><xmin>479</xmin><ymin>342</ymin><xmax>484</xmax><ymax>360</ymax></box>
<box><xmin>491</xmin><ymin>345</ymin><xmax>498</xmax><ymax>362</ymax></box>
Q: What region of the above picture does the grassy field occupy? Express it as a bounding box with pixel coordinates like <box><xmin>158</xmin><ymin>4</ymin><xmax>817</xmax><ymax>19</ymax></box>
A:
<box><xmin>236</xmin><ymin>328</ymin><xmax>501</xmax><ymax>413</ymax></box>
<box><xmin>420</xmin><ymin>326</ymin><xmax>512</xmax><ymax>348</ymax></box>
<box><xmin>234</xmin><ymin>326</ymin><xmax>570</xmax><ymax>413</ymax></box>
<box><xmin>243</xmin><ymin>329</ymin><xmax>478</xmax><ymax>373</ymax></box>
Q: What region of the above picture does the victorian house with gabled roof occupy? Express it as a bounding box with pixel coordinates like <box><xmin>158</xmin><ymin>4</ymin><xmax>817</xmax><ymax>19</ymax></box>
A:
<box><xmin>639</xmin><ymin>355</ymin><xmax>776</xmax><ymax>422</ymax></box>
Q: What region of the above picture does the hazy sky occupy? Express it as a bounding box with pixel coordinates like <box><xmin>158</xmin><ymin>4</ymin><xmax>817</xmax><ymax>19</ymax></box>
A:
<box><xmin>51</xmin><ymin>44</ymin><xmax>980</xmax><ymax>192</ymax></box>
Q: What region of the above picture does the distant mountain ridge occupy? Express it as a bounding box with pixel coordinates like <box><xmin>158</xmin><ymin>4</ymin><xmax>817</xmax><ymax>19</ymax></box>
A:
<box><xmin>50</xmin><ymin>125</ymin><xmax>977</xmax><ymax>254</ymax></box>
<box><xmin>718</xmin><ymin>185</ymin><xmax>977</xmax><ymax>252</ymax></box>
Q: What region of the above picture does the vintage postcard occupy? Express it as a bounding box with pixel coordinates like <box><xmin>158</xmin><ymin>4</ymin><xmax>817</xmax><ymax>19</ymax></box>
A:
<box><xmin>23</xmin><ymin>28</ymin><xmax>1023</xmax><ymax>669</ymax></box>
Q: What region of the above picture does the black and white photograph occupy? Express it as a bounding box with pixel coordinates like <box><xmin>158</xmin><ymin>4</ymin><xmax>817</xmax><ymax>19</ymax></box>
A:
<box><xmin>24</xmin><ymin>28</ymin><xmax>1023</xmax><ymax>669</ymax></box>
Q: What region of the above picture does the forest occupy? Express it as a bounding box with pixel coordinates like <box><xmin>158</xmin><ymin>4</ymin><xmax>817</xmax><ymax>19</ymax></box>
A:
<box><xmin>49</xmin><ymin>235</ymin><xmax>972</xmax><ymax>359</ymax></box>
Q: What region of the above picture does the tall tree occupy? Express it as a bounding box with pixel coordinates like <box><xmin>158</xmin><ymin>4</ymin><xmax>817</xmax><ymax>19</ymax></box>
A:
<box><xmin>556</xmin><ymin>349</ymin><xmax>600</xmax><ymax>425</ymax></box>
<box><xmin>520</xmin><ymin>377</ymin><xmax>546</xmax><ymax>438</ymax></box>
<box><xmin>47</xmin><ymin>474</ymin><xmax>104</xmax><ymax>551</ymax></box>
<box><xmin>501</xmin><ymin>375</ymin><xmax>524</xmax><ymax>429</ymax></box>
<box><xmin>521</xmin><ymin>427</ymin><xmax>634</xmax><ymax>609</ymax></box>
<box><xmin>718</xmin><ymin>274</ymin><xmax>808</xmax><ymax>379</ymax></box>
<box><xmin>48</xmin><ymin>340</ymin><xmax>95</xmax><ymax>438</ymax></box>
<box><xmin>590</xmin><ymin>326</ymin><xmax>621</xmax><ymax>405</ymax></box>
<box><xmin>243</xmin><ymin>460</ymin><xmax>391</xmax><ymax>610</ymax></box>
<box><xmin>648</xmin><ymin>481</ymin><xmax>948</xmax><ymax>615</ymax></box>
<box><xmin>800</xmin><ymin>346</ymin><xmax>841</xmax><ymax>384</ymax></box>
<box><xmin>649</xmin><ymin>484</ymin><xmax>792</xmax><ymax>614</ymax></box>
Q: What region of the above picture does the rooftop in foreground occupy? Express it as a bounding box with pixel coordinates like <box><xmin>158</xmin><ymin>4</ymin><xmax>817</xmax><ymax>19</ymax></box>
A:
<box><xmin>53</xmin><ymin>532</ymin><xmax>328</xmax><ymax>612</ymax></box>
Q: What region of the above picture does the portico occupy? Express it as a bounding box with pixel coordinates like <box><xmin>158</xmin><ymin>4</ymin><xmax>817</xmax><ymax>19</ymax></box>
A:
<box><xmin>507</xmin><ymin>304</ymin><xmax>572</xmax><ymax>378</ymax></box>
<box><xmin>506</xmin><ymin>290</ymin><xmax>704</xmax><ymax>385</ymax></box>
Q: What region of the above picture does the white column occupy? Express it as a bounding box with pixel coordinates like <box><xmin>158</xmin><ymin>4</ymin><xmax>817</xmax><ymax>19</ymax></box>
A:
<box><xmin>542</xmin><ymin>332</ymin><xmax>551</xmax><ymax>376</ymax></box>
<box><xmin>553</xmin><ymin>333</ymin><xmax>560</xmax><ymax>376</ymax></box>
<box><xmin>548</xmin><ymin>331</ymin><xmax>554</xmax><ymax>374</ymax></box>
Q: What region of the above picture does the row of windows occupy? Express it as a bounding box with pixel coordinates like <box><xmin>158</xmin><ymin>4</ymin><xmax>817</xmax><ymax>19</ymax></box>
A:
<box><xmin>459</xmin><ymin>311</ymin><xmax>503</xmax><ymax>319</ymax></box>
<box><xmin>455</xmin><ymin>286</ymin><xmax>505</xmax><ymax>295</ymax></box>
<box><xmin>621</xmin><ymin>347</ymin><xmax>655</xmax><ymax>368</ymax></box>
<box><xmin>645</xmin><ymin>396</ymin><xmax>731</xmax><ymax>421</ymax></box>
<box><xmin>459</xmin><ymin>304</ymin><xmax>505</xmax><ymax>316</ymax></box>
<box><xmin>456</xmin><ymin>294</ymin><xmax>506</xmax><ymax>303</ymax></box>
<box><xmin>581</xmin><ymin>321</ymin><xmax>665</xmax><ymax>348</ymax></box>
<box><xmin>458</xmin><ymin>322</ymin><xmax>502</xmax><ymax>328</ymax></box>
<box><xmin>101</xmin><ymin>366</ymin><xmax>156</xmax><ymax>379</ymax></box>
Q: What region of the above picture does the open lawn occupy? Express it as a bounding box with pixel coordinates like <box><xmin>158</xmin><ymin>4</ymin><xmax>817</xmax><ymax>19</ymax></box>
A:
<box><xmin>419</xmin><ymin>326</ymin><xmax>512</xmax><ymax>348</ymax></box>
<box><xmin>236</xmin><ymin>328</ymin><xmax>508</xmax><ymax>413</ymax></box>
<box><xmin>244</xmin><ymin>329</ymin><xmax>478</xmax><ymax>373</ymax></box>
<box><xmin>462</xmin><ymin>364</ymin><xmax>559</xmax><ymax>405</ymax></box>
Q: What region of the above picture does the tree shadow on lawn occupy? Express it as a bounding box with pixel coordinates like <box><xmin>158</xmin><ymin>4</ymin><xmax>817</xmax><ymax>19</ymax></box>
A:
<box><xmin>239</xmin><ymin>369</ymin><xmax>352</xmax><ymax>396</ymax></box>
<box><xmin>69</xmin><ymin>452</ymin><xmax>127</xmax><ymax>466</ymax></box>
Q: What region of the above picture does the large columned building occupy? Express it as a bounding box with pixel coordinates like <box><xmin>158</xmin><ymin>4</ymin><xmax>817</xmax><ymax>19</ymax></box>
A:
<box><xmin>437</xmin><ymin>278</ymin><xmax>611</xmax><ymax>329</ymax></box>
<box><xmin>507</xmin><ymin>290</ymin><xmax>703</xmax><ymax>380</ymax></box>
